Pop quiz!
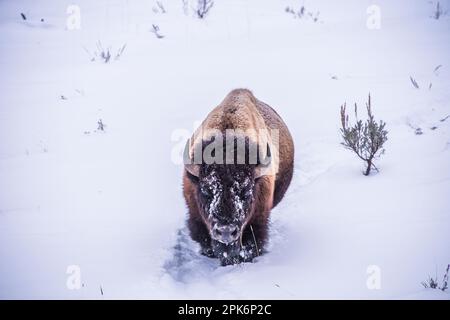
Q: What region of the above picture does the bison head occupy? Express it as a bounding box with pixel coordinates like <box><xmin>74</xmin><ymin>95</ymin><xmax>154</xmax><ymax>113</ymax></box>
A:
<box><xmin>184</xmin><ymin>137</ymin><xmax>271</xmax><ymax>245</ymax></box>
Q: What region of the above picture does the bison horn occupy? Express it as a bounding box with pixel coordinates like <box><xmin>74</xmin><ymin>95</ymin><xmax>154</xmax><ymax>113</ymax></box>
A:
<box><xmin>255</xmin><ymin>144</ymin><xmax>272</xmax><ymax>178</ymax></box>
<box><xmin>183</xmin><ymin>139</ymin><xmax>200</xmax><ymax>177</ymax></box>
<box><xmin>185</xmin><ymin>163</ymin><xmax>200</xmax><ymax>177</ymax></box>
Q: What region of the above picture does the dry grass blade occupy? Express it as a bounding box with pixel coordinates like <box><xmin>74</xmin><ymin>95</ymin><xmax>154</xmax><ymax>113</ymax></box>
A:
<box><xmin>410</xmin><ymin>76</ymin><xmax>419</xmax><ymax>89</ymax></box>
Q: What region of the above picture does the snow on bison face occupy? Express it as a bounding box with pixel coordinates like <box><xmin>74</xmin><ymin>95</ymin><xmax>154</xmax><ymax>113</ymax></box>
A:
<box><xmin>197</xmin><ymin>163</ymin><xmax>256</xmax><ymax>245</ymax></box>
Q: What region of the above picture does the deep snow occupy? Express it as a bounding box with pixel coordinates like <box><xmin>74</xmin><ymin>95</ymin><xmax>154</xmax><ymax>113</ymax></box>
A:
<box><xmin>0</xmin><ymin>0</ymin><xmax>449</xmax><ymax>299</ymax></box>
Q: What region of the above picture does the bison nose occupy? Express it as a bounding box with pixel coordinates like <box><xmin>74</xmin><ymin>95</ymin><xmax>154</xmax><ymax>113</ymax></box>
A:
<box><xmin>212</xmin><ymin>224</ymin><xmax>239</xmax><ymax>244</ymax></box>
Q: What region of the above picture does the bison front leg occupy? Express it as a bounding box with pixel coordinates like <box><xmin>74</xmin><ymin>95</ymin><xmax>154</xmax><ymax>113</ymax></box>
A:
<box><xmin>187</xmin><ymin>216</ymin><xmax>214</xmax><ymax>258</ymax></box>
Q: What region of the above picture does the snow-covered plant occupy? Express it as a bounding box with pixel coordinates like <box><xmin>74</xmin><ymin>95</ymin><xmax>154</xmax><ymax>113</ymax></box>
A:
<box><xmin>155</xmin><ymin>1</ymin><xmax>166</xmax><ymax>14</ymax></box>
<box><xmin>340</xmin><ymin>94</ymin><xmax>388</xmax><ymax>176</ymax></box>
<box><xmin>151</xmin><ymin>24</ymin><xmax>164</xmax><ymax>39</ymax></box>
<box><xmin>422</xmin><ymin>276</ymin><xmax>439</xmax><ymax>289</ymax></box>
<box><xmin>433</xmin><ymin>2</ymin><xmax>444</xmax><ymax>19</ymax></box>
<box><xmin>97</xmin><ymin>119</ymin><xmax>105</xmax><ymax>131</ymax></box>
<box><xmin>285</xmin><ymin>5</ymin><xmax>320</xmax><ymax>22</ymax></box>
<box><xmin>84</xmin><ymin>41</ymin><xmax>126</xmax><ymax>63</ymax></box>
<box><xmin>195</xmin><ymin>0</ymin><xmax>214</xmax><ymax>19</ymax></box>
<box><xmin>422</xmin><ymin>264</ymin><xmax>449</xmax><ymax>291</ymax></box>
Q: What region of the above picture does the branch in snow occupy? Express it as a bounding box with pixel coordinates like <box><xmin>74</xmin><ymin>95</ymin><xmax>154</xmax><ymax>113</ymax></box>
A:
<box><xmin>422</xmin><ymin>264</ymin><xmax>449</xmax><ymax>292</ymax></box>
<box><xmin>84</xmin><ymin>42</ymin><xmax>126</xmax><ymax>63</ymax></box>
<box><xmin>157</xmin><ymin>1</ymin><xmax>166</xmax><ymax>13</ymax></box>
<box><xmin>153</xmin><ymin>1</ymin><xmax>167</xmax><ymax>14</ymax></box>
<box><xmin>97</xmin><ymin>119</ymin><xmax>105</xmax><ymax>131</ymax></box>
<box><xmin>195</xmin><ymin>0</ymin><xmax>214</xmax><ymax>19</ymax></box>
<box><xmin>410</xmin><ymin>76</ymin><xmax>420</xmax><ymax>89</ymax></box>
<box><xmin>432</xmin><ymin>2</ymin><xmax>445</xmax><ymax>19</ymax></box>
<box><xmin>151</xmin><ymin>24</ymin><xmax>164</xmax><ymax>39</ymax></box>
<box><xmin>285</xmin><ymin>5</ymin><xmax>321</xmax><ymax>23</ymax></box>
<box><xmin>433</xmin><ymin>64</ymin><xmax>443</xmax><ymax>75</ymax></box>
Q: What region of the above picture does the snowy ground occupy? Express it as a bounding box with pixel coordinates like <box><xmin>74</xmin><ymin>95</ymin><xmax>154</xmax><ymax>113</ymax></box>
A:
<box><xmin>0</xmin><ymin>0</ymin><xmax>449</xmax><ymax>299</ymax></box>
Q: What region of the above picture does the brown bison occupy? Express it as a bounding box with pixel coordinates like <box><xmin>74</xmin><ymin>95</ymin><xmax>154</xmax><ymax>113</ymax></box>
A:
<box><xmin>183</xmin><ymin>89</ymin><xmax>294</xmax><ymax>265</ymax></box>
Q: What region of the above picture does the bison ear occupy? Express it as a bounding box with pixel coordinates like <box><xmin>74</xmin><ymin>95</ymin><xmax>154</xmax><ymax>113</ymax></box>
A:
<box><xmin>254</xmin><ymin>144</ymin><xmax>272</xmax><ymax>179</ymax></box>
<box><xmin>184</xmin><ymin>138</ymin><xmax>200</xmax><ymax>177</ymax></box>
<box><xmin>185</xmin><ymin>164</ymin><xmax>200</xmax><ymax>177</ymax></box>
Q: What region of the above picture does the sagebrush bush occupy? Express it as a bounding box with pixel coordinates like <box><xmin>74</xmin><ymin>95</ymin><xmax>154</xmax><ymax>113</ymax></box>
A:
<box><xmin>340</xmin><ymin>94</ymin><xmax>388</xmax><ymax>176</ymax></box>
<box><xmin>422</xmin><ymin>264</ymin><xmax>449</xmax><ymax>291</ymax></box>
<box><xmin>195</xmin><ymin>0</ymin><xmax>214</xmax><ymax>19</ymax></box>
<box><xmin>84</xmin><ymin>41</ymin><xmax>126</xmax><ymax>63</ymax></box>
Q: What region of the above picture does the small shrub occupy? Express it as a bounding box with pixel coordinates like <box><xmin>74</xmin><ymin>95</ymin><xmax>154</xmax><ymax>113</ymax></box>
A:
<box><xmin>285</xmin><ymin>5</ymin><xmax>321</xmax><ymax>22</ymax></box>
<box><xmin>97</xmin><ymin>119</ymin><xmax>105</xmax><ymax>131</ymax></box>
<box><xmin>156</xmin><ymin>1</ymin><xmax>166</xmax><ymax>14</ymax></box>
<box><xmin>422</xmin><ymin>265</ymin><xmax>449</xmax><ymax>291</ymax></box>
<box><xmin>84</xmin><ymin>41</ymin><xmax>126</xmax><ymax>63</ymax></box>
<box><xmin>422</xmin><ymin>276</ymin><xmax>439</xmax><ymax>289</ymax></box>
<box><xmin>151</xmin><ymin>24</ymin><xmax>164</xmax><ymax>39</ymax></box>
<box><xmin>195</xmin><ymin>0</ymin><xmax>214</xmax><ymax>19</ymax></box>
<box><xmin>340</xmin><ymin>94</ymin><xmax>388</xmax><ymax>176</ymax></box>
<box><xmin>433</xmin><ymin>2</ymin><xmax>444</xmax><ymax>19</ymax></box>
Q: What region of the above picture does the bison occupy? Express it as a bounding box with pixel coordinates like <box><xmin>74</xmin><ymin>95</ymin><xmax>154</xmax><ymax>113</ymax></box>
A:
<box><xmin>183</xmin><ymin>89</ymin><xmax>294</xmax><ymax>265</ymax></box>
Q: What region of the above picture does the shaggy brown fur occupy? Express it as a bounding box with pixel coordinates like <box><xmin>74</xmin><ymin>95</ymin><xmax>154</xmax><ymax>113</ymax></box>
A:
<box><xmin>183</xmin><ymin>89</ymin><xmax>294</xmax><ymax>265</ymax></box>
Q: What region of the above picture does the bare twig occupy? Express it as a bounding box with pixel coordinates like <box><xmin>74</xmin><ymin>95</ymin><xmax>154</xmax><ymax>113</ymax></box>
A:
<box><xmin>115</xmin><ymin>43</ymin><xmax>127</xmax><ymax>60</ymax></box>
<box><xmin>440</xmin><ymin>115</ymin><xmax>450</xmax><ymax>122</ymax></box>
<box><xmin>434</xmin><ymin>64</ymin><xmax>443</xmax><ymax>74</ymax></box>
<box><xmin>433</xmin><ymin>2</ymin><xmax>443</xmax><ymax>19</ymax></box>
<box><xmin>195</xmin><ymin>0</ymin><xmax>214</xmax><ymax>19</ymax></box>
<box><xmin>410</xmin><ymin>76</ymin><xmax>420</xmax><ymax>89</ymax></box>
<box><xmin>156</xmin><ymin>1</ymin><xmax>166</xmax><ymax>13</ymax></box>
<box><xmin>84</xmin><ymin>42</ymin><xmax>126</xmax><ymax>63</ymax></box>
<box><xmin>150</xmin><ymin>24</ymin><xmax>164</xmax><ymax>39</ymax></box>
<box><xmin>97</xmin><ymin>119</ymin><xmax>105</xmax><ymax>131</ymax></box>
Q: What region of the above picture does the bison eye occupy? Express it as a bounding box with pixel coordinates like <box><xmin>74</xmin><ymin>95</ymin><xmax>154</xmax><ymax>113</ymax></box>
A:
<box><xmin>200</xmin><ymin>187</ymin><xmax>212</xmax><ymax>199</ymax></box>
